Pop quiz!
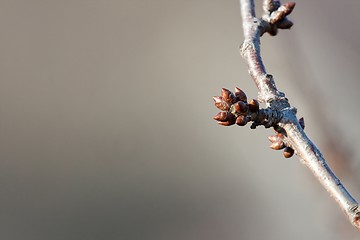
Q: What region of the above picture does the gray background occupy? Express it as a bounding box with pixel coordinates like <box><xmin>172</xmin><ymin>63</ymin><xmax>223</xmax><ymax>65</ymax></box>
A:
<box><xmin>0</xmin><ymin>0</ymin><xmax>360</xmax><ymax>239</ymax></box>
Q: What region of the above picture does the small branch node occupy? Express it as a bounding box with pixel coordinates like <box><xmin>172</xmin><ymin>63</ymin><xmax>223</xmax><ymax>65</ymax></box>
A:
<box><xmin>213</xmin><ymin>87</ymin><xmax>285</xmax><ymax>129</ymax></box>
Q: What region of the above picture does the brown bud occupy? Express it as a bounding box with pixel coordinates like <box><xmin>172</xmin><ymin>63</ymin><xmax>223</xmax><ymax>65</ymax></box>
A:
<box><xmin>226</xmin><ymin>112</ymin><xmax>236</xmax><ymax>123</ymax></box>
<box><xmin>235</xmin><ymin>115</ymin><xmax>248</xmax><ymax>126</ymax></box>
<box><xmin>268</xmin><ymin>26</ymin><xmax>278</xmax><ymax>36</ymax></box>
<box><xmin>270</xmin><ymin>140</ymin><xmax>285</xmax><ymax>150</ymax></box>
<box><xmin>213</xmin><ymin>96</ymin><xmax>222</xmax><ymax>103</ymax></box>
<box><xmin>299</xmin><ymin>117</ymin><xmax>305</xmax><ymax>130</ymax></box>
<box><xmin>269</xmin><ymin>2</ymin><xmax>295</xmax><ymax>25</ymax></box>
<box><xmin>234</xmin><ymin>87</ymin><xmax>247</xmax><ymax>102</ymax></box>
<box><xmin>248</xmin><ymin>99</ymin><xmax>259</xmax><ymax>112</ymax></box>
<box><xmin>234</xmin><ymin>101</ymin><xmax>248</xmax><ymax>114</ymax></box>
<box><xmin>277</xmin><ymin>19</ymin><xmax>293</xmax><ymax>29</ymax></box>
<box><xmin>213</xmin><ymin>96</ymin><xmax>230</xmax><ymax>111</ymax></box>
<box><xmin>283</xmin><ymin>147</ymin><xmax>294</xmax><ymax>158</ymax></box>
<box><xmin>213</xmin><ymin>111</ymin><xmax>227</xmax><ymax>121</ymax></box>
<box><xmin>218</xmin><ymin>121</ymin><xmax>234</xmax><ymax>126</ymax></box>
<box><xmin>283</xmin><ymin>2</ymin><xmax>296</xmax><ymax>15</ymax></box>
<box><xmin>214</xmin><ymin>112</ymin><xmax>236</xmax><ymax>126</ymax></box>
<box><xmin>268</xmin><ymin>135</ymin><xmax>280</xmax><ymax>143</ymax></box>
<box><xmin>221</xmin><ymin>88</ymin><xmax>236</xmax><ymax>104</ymax></box>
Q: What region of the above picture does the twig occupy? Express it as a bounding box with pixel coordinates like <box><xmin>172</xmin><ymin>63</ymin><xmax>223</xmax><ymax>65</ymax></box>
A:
<box><xmin>213</xmin><ymin>0</ymin><xmax>360</xmax><ymax>230</ymax></box>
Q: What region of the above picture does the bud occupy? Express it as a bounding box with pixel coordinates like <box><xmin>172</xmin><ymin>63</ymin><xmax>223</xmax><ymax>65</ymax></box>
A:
<box><xmin>248</xmin><ymin>99</ymin><xmax>259</xmax><ymax>112</ymax></box>
<box><xmin>213</xmin><ymin>96</ymin><xmax>230</xmax><ymax>111</ymax></box>
<box><xmin>268</xmin><ymin>26</ymin><xmax>278</xmax><ymax>36</ymax></box>
<box><xmin>270</xmin><ymin>140</ymin><xmax>285</xmax><ymax>150</ymax></box>
<box><xmin>218</xmin><ymin>121</ymin><xmax>234</xmax><ymax>126</ymax></box>
<box><xmin>213</xmin><ymin>96</ymin><xmax>222</xmax><ymax>103</ymax></box>
<box><xmin>214</xmin><ymin>112</ymin><xmax>236</xmax><ymax>126</ymax></box>
<box><xmin>235</xmin><ymin>115</ymin><xmax>248</xmax><ymax>126</ymax></box>
<box><xmin>234</xmin><ymin>101</ymin><xmax>248</xmax><ymax>114</ymax></box>
<box><xmin>283</xmin><ymin>147</ymin><xmax>294</xmax><ymax>158</ymax></box>
<box><xmin>234</xmin><ymin>87</ymin><xmax>247</xmax><ymax>102</ymax></box>
<box><xmin>226</xmin><ymin>112</ymin><xmax>236</xmax><ymax>123</ymax></box>
<box><xmin>213</xmin><ymin>111</ymin><xmax>227</xmax><ymax>121</ymax></box>
<box><xmin>283</xmin><ymin>2</ymin><xmax>296</xmax><ymax>15</ymax></box>
<box><xmin>268</xmin><ymin>135</ymin><xmax>280</xmax><ymax>143</ymax></box>
<box><xmin>221</xmin><ymin>88</ymin><xmax>236</xmax><ymax>104</ymax></box>
<box><xmin>277</xmin><ymin>20</ymin><xmax>293</xmax><ymax>29</ymax></box>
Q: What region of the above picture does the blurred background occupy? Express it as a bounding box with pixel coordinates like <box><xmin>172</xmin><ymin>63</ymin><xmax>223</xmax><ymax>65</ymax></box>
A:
<box><xmin>0</xmin><ymin>0</ymin><xmax>359</xmax><ymax>239</ymax></box>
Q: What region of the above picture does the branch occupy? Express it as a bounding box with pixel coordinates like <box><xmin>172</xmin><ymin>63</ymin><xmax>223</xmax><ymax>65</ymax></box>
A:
<box><xmin>213</xmin><ymin>0</ymin><xmax>360</xmax><ymax>230</ymax></box>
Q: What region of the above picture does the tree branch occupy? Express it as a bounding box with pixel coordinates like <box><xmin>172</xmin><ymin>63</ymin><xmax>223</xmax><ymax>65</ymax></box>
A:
<box><xmin>214</xmin><ymin>0</ymin><xmax>360</xmax><ymax>230</ymax></box>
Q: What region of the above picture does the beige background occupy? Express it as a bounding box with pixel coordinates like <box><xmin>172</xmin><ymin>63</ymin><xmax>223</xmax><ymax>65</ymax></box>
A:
<box><xmin>0</xmin><ymin>0</ymin><xmax>360</xmax><ymax>239</ymax></box>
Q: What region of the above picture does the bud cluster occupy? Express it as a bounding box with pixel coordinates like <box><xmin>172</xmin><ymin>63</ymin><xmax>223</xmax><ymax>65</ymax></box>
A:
<box><xmin>213</xmin><ymin>88</ymin><xmax>259</xmax><ymax>127</ymax></box>
<box><xmin>213</xmin><ymin>87</ymin><xmax>304</xmax><ymax>159</ymax></box>
<box><xmin>262</xmin><ymin>1</ymin><xmax>296</xmax><ymax>36</ymax></box>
